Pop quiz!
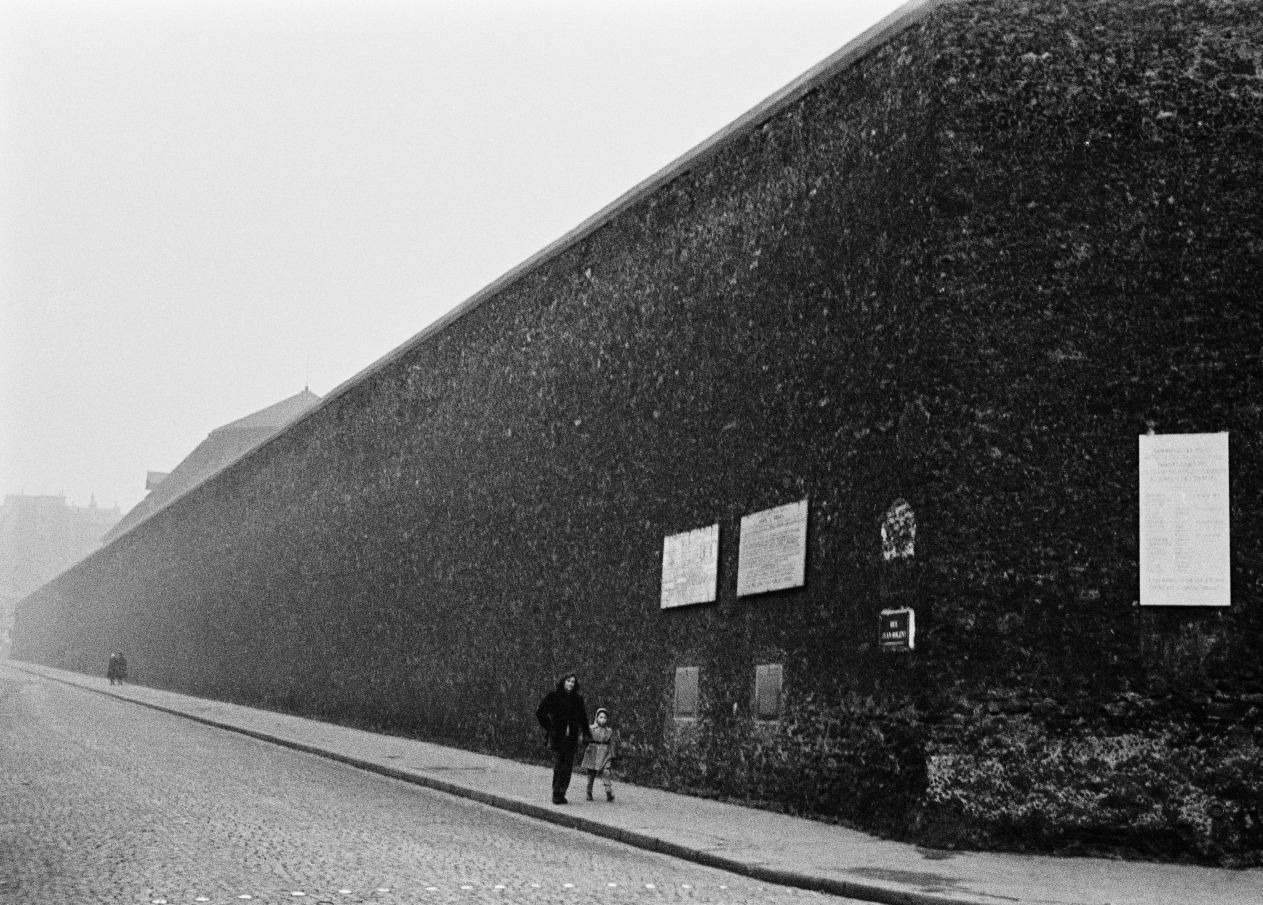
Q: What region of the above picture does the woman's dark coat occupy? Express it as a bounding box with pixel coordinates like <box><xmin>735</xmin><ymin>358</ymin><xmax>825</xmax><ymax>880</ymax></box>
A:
<box><xmin>536</xmin><ymin>677</ymin><xmax>593</xmax><ymax>752</ymax></box>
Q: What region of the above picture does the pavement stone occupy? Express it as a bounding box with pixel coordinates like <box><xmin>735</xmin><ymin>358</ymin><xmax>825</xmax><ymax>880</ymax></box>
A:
<box><xmin>3</xmin><ymin>665</ymin><xmax>837</xmax><ymax>905</ymax></box>
<box><xmin>8</xmin><ymin>661</ymin><xmax>1262</xmax><ymax>905</ymax></box>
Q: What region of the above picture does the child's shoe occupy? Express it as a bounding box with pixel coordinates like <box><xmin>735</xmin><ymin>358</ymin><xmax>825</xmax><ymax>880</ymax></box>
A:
<box><xmin>606</xmin><ymin>790</ymin><xmax>615</xmax><ymax>802</ymax></box>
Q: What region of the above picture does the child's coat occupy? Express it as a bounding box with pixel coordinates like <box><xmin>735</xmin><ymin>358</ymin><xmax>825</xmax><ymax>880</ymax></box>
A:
<box><xmin>579</xmin><ymin>722</ymin><xmax>617</xmax><ymax>773</ymax></box>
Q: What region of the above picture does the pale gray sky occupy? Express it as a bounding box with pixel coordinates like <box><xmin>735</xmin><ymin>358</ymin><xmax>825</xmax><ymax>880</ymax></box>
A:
<box><xmin>1</xmin><ymin>0</ymin><xmax>908</xmax><ymax>515</ymax></box>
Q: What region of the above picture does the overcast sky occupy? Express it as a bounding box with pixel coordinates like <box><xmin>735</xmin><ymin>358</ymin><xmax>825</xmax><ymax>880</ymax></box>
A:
<box><xmin>1</xmin><ymin>0</ymin><xmax>908</xmax><ymax>515</ymax></box>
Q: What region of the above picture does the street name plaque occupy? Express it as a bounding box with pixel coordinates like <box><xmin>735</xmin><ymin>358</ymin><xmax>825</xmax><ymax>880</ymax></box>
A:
<box><xmin>879</xmin><ymin>607</ymin><xmax>915</xmax><ymax>652</ymax></box>
<box><xmin>1139</xmin><ymin>432</ymin><xmax>1230</xmax><ymax>607</ymax></box>
<box><xmin>737</xmin><ymin>498</ymin><xmax>808</xmax><ymax>597</ymax></box>
<box><xmin>660</xmin><ymin>523</ymin><xmax>719</xmax><ymax>609</ymax></box>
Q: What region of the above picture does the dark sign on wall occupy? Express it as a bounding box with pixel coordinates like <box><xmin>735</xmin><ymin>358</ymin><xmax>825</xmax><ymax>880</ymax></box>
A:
<box><xmin>879</xmin><ymin>607</ymin><xmax>915</xmax><ymax>652</ymax></box>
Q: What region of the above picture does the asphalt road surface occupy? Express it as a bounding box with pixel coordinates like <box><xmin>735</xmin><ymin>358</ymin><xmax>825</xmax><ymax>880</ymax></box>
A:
<box><xmin>0</xmin><ymin>669</ymin><xmax>859</xmax><ymax>905</ymax></box>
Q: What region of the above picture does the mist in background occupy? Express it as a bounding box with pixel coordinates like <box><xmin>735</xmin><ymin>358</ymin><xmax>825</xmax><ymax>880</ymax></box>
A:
<box><xmin>1</xmin><ymin>0</ymin><xmax>907</xmax><ymax>514</ymax></box>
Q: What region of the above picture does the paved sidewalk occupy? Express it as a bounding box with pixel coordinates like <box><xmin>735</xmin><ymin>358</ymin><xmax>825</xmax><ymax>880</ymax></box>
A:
<box><xmin>8</xmin><ymin>661</ymin><xmax>1261</xmax><ymax>905</ymax></box>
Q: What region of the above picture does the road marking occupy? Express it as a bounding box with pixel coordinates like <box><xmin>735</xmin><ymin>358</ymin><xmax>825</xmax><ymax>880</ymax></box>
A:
<box><xmin>140</xmin><ymin>876</ymin><xmax>745</xmax><ymax>901</ymax></box>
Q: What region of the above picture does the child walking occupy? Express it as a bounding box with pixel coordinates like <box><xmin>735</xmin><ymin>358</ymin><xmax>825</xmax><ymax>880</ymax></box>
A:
<box><xmin>579</xmin><ymin>707</ymin><xmax>618</xmax><ymax>801</ymax></box>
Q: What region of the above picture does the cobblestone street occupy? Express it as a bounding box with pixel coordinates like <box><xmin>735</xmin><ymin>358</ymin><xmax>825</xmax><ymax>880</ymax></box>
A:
<box><xmin>0</xmin><ymin>670</ymin><xmax>857</xmax><ymax>905</ymax></box>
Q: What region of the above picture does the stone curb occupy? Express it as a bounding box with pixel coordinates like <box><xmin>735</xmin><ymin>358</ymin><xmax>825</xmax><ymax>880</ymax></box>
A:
<box><xmin>15</xmin><ymin>664</ymin><xmax>1004</xmax><ymax>905</ymax></box>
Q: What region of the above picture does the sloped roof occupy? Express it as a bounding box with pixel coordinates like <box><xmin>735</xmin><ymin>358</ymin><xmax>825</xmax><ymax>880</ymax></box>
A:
<box><xmin>210</xmin><ymin>388</ymin><xmax>321</xmax><ymax>436</ymax></box>
<box><xmin>103</xmin><ymin>388</ymin><xmax>321</xmax><ymax>543</ymax></box>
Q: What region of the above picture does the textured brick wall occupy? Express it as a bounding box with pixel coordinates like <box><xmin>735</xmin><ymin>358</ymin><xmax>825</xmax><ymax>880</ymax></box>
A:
<box><xmin>14</xmin><ymin>0</ymin><xmax>1263</xmax><ymax>861</ymax></box>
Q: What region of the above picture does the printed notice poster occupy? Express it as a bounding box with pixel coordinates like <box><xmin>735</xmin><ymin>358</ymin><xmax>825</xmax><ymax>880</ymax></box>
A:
<box><xmin>661</xmin><ymin>523</ymin><xmax>719</xmax><ymax>609</ymax></box>
<box><xmin>737</xmin><ymin>498</ymin><xmax>808</xmax><ymax>597</ymax></box>
<box><xmin>1139</xmin><ymin>432</ymin><xmax>1230</xmax><ymax>607</ymax></box>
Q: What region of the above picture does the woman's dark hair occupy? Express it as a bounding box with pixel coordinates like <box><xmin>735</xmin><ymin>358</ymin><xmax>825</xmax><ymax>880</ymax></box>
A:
<box><xmin>555</xmin><ymin>672</ymin><xmax>579</xmax><ymax>692</ymax></box>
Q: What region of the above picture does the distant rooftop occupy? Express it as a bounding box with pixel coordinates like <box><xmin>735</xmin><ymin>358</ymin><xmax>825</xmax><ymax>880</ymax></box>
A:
<box><xmin>210</xmin><ymin>388</ymin><xmax>322</xmax><ymax>437</ymax></box>
<box><xmin>102</xmin><ymin>388</ymin><xmax>320</xmax><ymax>543</ymax></box>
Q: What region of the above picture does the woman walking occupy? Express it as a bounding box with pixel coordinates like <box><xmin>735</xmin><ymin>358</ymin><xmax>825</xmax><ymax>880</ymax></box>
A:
<box><xmin>535</xmin><ymin>673</ymin><xmax>592</xmax><ymax>804</ymax></box>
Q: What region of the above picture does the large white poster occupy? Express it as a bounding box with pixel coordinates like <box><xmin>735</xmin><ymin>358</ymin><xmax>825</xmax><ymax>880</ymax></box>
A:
<box><xmin>1139</xmin><ymin>432</ymin><xmax>1230</xmax><ymax>607</ymax></box>
<box><xmin>737</xmin><ymin>498</ymin><xmax>808</xmax><ymax>597</ymax></box>
<box><xmin>660</xmin><ymin>523</ymin><xmax>719</xmax><ymax>609</ymax></box>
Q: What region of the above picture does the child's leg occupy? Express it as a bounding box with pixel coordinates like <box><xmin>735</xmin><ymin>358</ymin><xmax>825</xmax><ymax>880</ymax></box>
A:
<box><xmin>601</xmin><ymin>768</ymin><xmax>614</xmax><ymax>800</ymax></box>
<box><xmin>585</xmin><ymin>769</ymin><xmax>596</xmax><ymax>798</ymax></box>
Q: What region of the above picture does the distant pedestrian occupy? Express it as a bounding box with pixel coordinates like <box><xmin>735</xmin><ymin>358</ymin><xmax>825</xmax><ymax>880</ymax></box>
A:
<box><xmin>535</xmin><ymin>673</ymin><xmax>592</xmax><ymax>804</ymax></box>
<box><xmin>106</xmin><ymin>652</ymin><xmax>128</xmax><ymax>685</ymax></box>
<box><xmin>580</xmin><ymin>707</ymin><xmax>618</xmax><ymax>801</ymax></box>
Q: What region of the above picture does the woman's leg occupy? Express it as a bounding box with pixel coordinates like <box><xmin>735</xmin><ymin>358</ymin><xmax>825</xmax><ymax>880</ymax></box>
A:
<box><xmin>559</xmin><ymin>743</ymin><xmax>580</xmax><ymax>802</ymax></box>
<box><xmin>551</xmin><ymin>746</ymin><xmax>574</xmax><ymax>803</ymax></box>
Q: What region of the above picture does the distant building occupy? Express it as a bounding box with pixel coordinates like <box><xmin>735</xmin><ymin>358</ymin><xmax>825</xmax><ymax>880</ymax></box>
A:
<box><xmin>0</xmin><ymin>494</ymin><xmax>122</xmax><ymax>654</ymax></box>
<box><xmin>101</xmin><ymin>388</ymin><xmax>321</xmax><ymax>545</ymax></box>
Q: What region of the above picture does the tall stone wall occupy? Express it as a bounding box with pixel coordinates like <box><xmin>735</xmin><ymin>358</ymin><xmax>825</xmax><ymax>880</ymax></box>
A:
<box><xmin>15</xmin><ymin>0</ymin><xmax>1263</xmax><ymax>863</ymax></box>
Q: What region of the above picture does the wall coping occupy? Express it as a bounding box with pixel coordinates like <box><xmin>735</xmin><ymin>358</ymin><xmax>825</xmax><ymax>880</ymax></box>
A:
<box><xmin>54</xmin><ymin>0</ymin><xmax>948</xmax><ymax>556</ymax></box>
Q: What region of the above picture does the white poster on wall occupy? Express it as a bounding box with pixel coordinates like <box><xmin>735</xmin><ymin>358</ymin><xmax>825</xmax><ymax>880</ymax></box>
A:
<box><xmin>660</xmin><ymin>523</ymin><xmax>719</xmax><ymax>609</ymax></box>
<box><xmin>1139</xmin><ymin>432</ymin><xmax>1230</xmax><ymax>607</ymax></box>
<box><xmin>737</xmin><ymin>498</ymin><xmax>808</xmax><ymax>597</ymax></box>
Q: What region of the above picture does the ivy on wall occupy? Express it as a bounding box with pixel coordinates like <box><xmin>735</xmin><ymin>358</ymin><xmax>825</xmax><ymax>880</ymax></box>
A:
<box><xmin>14</xmin><ymin>0</ymin><xmax>1263</xmax><ymax>864</ymax></box>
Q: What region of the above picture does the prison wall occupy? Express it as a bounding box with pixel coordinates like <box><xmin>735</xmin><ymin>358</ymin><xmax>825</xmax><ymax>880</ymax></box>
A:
<box><xmin>14</xmin><ymin>0</ymin><xmax>1263</xmax><ymax>863</ymax></box>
